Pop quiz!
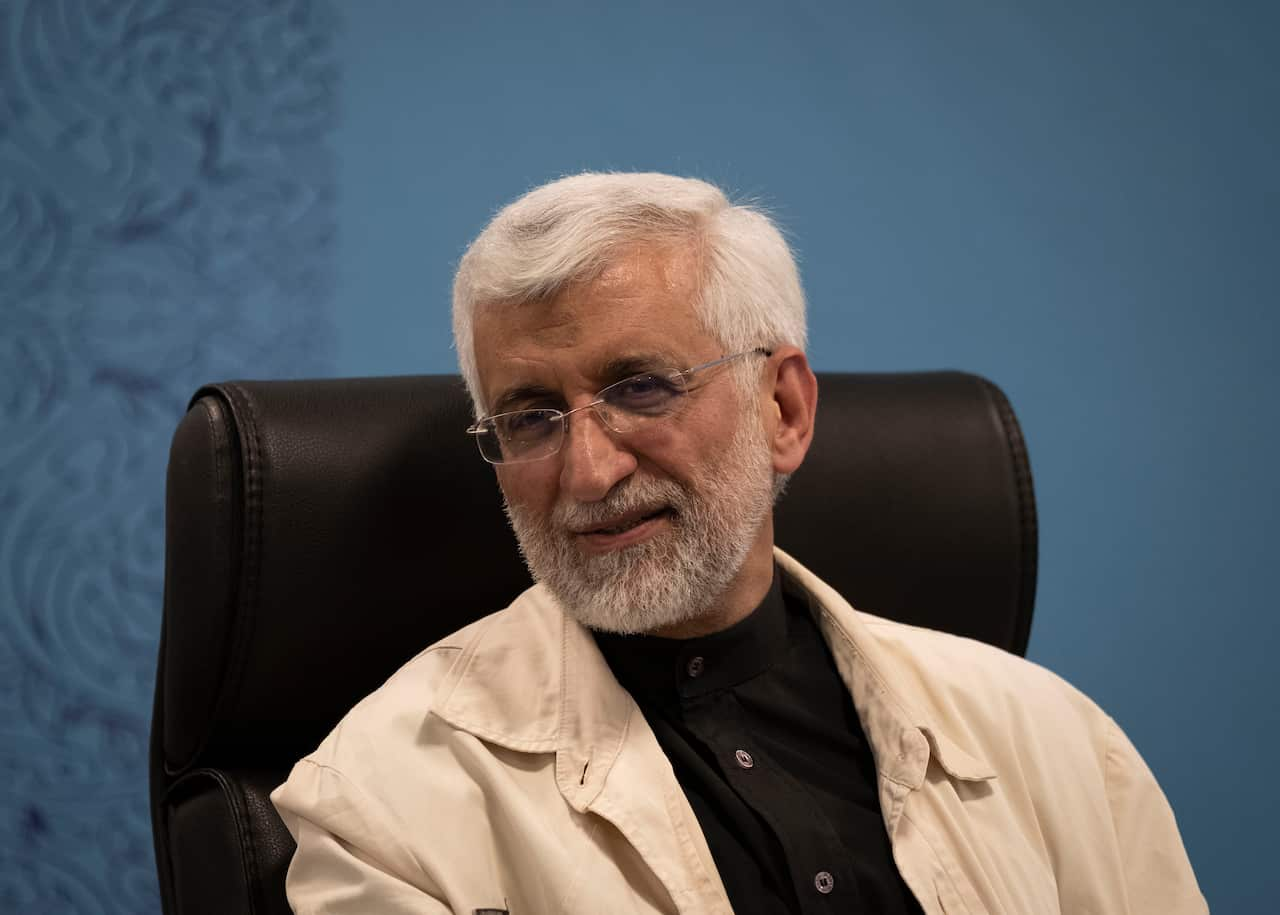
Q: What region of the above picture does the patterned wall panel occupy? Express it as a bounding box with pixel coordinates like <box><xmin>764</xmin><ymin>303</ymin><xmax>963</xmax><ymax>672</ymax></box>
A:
<box><xmin>0</xmin><ymin>1</ymin><xmax>338</xmax><ymax>910</ymax></box>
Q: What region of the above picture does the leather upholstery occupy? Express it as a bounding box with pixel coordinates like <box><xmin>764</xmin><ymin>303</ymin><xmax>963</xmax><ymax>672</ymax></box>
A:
<box><xmin>150</xmin><ymin>371</ymin><xmax>1036</xmax><ymax>915</ymax></box>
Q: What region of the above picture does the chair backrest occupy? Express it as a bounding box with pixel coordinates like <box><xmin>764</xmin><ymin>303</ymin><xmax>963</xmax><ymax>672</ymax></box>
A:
<box><xmin>150</xmin><ymin>371</ymin><xmax>1037</xmax><ymax>915</ymax></box>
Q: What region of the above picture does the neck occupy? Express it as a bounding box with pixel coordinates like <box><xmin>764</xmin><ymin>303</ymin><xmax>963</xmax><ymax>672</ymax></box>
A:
<box><xmin>649</xmin><ymin>518</ymin><xmax>776</xmax><ymax>639</ymax></box>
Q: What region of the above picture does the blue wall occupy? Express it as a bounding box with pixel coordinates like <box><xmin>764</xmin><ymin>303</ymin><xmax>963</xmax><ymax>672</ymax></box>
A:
<box><xmin>2</xmin><ymin>0</ymin><xmax>1275</xmax><ymax>910</ymax></box>
<box><xmin>0</xmin><ymin>0</ymin><xmax>338</xmax><ymax>910</ymax></box>
<box><xmin>339</xmin><ymin>5</ymin><xmax>1277</xmax><ymax>904</ymax></box>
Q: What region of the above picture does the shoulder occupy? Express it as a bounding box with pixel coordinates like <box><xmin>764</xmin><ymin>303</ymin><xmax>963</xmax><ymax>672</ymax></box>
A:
<box><xmin>280</xmin><ymin>584</ymin><xmax>561</xmax><ymax>789</ymax></box>
<box><xmin>776</xmin><ymin>546</ymin><xmax>1111</xmax><ymax>751</ymax></box>
<box><xmin>866</xmin><ymin>610</ymin><xmax>1107</xmax><ymax>724</ymax></box>
<box><xmin>271</xmin><ymin>586</ymin><xmax>587</xmax><ymax>899</ymax></box>
<box><xmin>321</xmin><ymin>610</ymin><xmax>497</xmax><ymax>747</ymax></box>
<box><xmin>852</xmin><ymin>610</ymin><xmax>1117</xmax><ymax>779</ymax></box>
<box><xmin>779</xmin><ymin>559</ymin><xmax>1207</xmax><ymax>909</ymax></box>
<box><xmin>270</xmin><ymin>588</ymin><xmax>563</xmax><ymax>869</ymax></box>
<box><xmin>859</xmin><ymin>611</ymin><xmax>1088</xmax><ymax>707</ymax></box>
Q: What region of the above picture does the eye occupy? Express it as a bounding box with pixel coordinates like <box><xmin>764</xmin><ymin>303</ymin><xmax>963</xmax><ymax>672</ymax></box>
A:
<box><xmin>605</xmin><ymin>373</ymin><xmax>681</xmax><ymax>413</ymax></box>
<box><xmin>497</xmin><ymin>410</ymin><xmax>558</xmax><ymax>441</ymax></box>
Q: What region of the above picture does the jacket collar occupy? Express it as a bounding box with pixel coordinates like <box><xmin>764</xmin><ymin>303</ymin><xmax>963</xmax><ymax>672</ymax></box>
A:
<box><xmin>773</xmin><ymin>549</ymin><xmax>996</xmax><ymax>787</ymax></box>
<box><xmin>430</xmin><ymin>584</ymin><xmax>632</xmax><ymax>810</ymax></box>
<box><xmin>432</xmin><ymin>547</ymin><xmax>996</xmax><ymax>808</ymax></box>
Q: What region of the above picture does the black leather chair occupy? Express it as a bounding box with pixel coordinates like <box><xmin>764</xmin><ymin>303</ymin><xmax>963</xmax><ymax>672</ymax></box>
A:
<box><xmin>150</xmin><ymin>371</ymin><xmax>1037</xmax><ymax>915</ymax></box>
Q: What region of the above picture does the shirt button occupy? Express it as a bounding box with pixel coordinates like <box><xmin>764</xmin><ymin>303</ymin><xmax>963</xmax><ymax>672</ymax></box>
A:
<box><xmin>734</xmin><ymin>749</ymin><xmax>754</xmax><ymax>769</ymax></box>
<box><xmin>686</xmin><ymin>656</ymin><xmax>704</xmax><ymax>678</ymax></box>
<box><xmin>814</xmin><ymin>871</ymin><xmax>835</xmax><ymax>894</ymax></box>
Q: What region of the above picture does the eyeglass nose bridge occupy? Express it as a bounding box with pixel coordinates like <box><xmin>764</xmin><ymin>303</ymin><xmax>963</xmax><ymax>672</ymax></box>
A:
<box><xmin>558</xmin><ymin>396</ymin><xmax>627</xmax><ymax>438</ymax></box>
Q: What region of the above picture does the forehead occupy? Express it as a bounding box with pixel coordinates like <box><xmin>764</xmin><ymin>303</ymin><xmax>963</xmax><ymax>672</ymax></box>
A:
<box><xmin>473</xmin><ymin>242</ymin><xmax>718</xmax><ymax>399</ymax></box>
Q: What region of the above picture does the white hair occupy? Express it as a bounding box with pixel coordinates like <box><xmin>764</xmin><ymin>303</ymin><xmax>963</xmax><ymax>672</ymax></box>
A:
<box><xmin>452</xmin><ymin>172</ymin><xmax>807</xmax><ymax>415</ymax></box>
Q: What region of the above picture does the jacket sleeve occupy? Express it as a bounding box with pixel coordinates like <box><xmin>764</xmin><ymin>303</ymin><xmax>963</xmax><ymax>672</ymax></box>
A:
<box><xmin>1103</xmin><ymin>718</ymin><xmax>1209</xmax><ymax>914</ymax></box>
<box><xmin>272</xmin><ymin>760</ymin><xmax>452</xmax><ymax>915</ymax></box>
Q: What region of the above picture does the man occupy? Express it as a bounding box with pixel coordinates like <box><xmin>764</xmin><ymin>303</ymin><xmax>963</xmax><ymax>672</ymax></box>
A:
<box><xmin>272</xmin><ymin>172</ymin><xmax>1205</xmax><ymax>913</ymax></box>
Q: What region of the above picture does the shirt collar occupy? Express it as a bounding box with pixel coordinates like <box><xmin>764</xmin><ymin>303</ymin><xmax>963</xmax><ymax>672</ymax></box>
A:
<box><xmin>592</xmin><ymin>566</ymin><xmax>788</xmax><ymax>702</ymax></box>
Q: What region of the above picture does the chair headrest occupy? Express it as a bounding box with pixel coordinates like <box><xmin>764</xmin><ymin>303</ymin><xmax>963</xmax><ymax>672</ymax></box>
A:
<box><xmin>156</xmin><ymin>371</ymin><xmax>1035</xmax><ymax>776</ymax></box>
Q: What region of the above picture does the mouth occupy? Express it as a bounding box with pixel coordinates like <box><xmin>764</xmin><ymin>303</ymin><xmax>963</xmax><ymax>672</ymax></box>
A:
<box><xmin>572</xmin><ymin>506</ymin><xmax>674</xmax><ymax>551</ymax></box>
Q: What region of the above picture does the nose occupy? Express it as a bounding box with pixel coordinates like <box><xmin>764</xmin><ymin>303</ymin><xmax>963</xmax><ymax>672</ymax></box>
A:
<box><xmin>559</xmin><ymin>405</ymin><xmax>638</xmax><ymax>503</ymax></box>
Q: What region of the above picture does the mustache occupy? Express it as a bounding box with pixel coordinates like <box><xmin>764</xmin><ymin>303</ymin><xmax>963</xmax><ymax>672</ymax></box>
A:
<box><xmin>551</xmin><ymin>476</ymin><xmax>687</xmax><ymax>529</ymax></box>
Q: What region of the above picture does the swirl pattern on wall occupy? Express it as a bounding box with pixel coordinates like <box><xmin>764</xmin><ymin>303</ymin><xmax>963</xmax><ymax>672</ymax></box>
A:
<box><xmin>0</xmin><ymin>1</ymin><xmax>338</xmax><ymax>909</ymax></box>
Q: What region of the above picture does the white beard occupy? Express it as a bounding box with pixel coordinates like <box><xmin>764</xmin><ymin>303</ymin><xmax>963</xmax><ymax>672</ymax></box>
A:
<box><xmin>503</xmin><ymin>413</ymin><xmax>776</xmax><ymax>634</ymax></box>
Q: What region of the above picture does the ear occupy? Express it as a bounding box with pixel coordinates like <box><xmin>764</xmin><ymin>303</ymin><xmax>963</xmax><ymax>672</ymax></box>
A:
<box><xmin>763</xmin><ymin>346</ymin><xmax>818</xmax><ymax>475</ymax></box>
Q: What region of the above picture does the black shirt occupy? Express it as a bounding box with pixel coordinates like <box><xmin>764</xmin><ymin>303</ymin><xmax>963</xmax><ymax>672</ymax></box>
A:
<box><xmin>594</xmin><ymin>569</ymin><xmax>924</xmax><ymax>915</ymax></box>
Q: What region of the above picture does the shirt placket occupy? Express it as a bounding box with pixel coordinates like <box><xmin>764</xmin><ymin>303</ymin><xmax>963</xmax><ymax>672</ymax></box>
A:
<box><xmin>685</xmin><ymin>689</ymin><xmax>867</xmax><ymax>914</ymax></box>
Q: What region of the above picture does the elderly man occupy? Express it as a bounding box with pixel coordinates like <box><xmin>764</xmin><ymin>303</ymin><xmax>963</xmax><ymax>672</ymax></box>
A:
<box><xmin>272</xmin><ymin>173</ymin><xmax>1205</xmax><ymax>913</ymax></box>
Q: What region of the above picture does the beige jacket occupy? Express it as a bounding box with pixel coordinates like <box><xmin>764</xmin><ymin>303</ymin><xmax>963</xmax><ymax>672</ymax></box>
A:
<box><xmin>272</xmin><ymin>549</ymin><xmax>1206</xmax><ymax>914</ymax></box>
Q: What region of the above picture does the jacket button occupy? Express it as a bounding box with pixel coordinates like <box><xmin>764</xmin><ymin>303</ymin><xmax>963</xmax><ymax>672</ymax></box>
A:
<box><xmin>686</xmin><ymin>656</ymin><xmax>704</xmax><ymax>678</ymax></box>
<box><xmin>734</xmin><ymin>749</ymin><xmax>754</xmax><ymax>769</ymax></box>
<box><xmin>814</xmin><ymin>871</ymin><xmax>835</xmax><ymax>894</ymax></box>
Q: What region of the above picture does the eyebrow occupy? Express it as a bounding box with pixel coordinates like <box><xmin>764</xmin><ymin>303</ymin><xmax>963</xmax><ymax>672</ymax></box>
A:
<box><xmin>598</xmin><ymin>352</ymin><xmax>677</xmax><ymax>382</ymax></box>
<box><xmin>490</xmin><ymin>383</ymin><xmax>561</xmax><ymax>415</ymax></box>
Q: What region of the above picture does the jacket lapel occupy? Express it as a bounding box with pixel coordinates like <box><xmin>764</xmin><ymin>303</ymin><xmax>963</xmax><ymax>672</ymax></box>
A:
<box><xmin>774</xmin><ymin>548</ymin><xmax>997</xmax><ymax>835</ymax></box>
<box><xmin>433</xmin><ymin>584</ymin><xmax>731</xmax><ymax>913</ymax></box>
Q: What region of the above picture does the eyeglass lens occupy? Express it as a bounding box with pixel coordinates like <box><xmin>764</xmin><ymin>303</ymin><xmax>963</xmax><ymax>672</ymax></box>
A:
<box><xmin>471</xmin><ymin>348</ymin><xmax>767</xmax><ymax>465</ymax></box>
<box><xmin>478</xmin><ymin>370</ymin><xmax>688</xmax><ymax>464</ymax></box>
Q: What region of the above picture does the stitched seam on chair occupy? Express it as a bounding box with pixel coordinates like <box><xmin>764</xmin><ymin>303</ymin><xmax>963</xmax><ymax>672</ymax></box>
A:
<box><xmin>202</xmin><ymin>399</ymin><xmax>226</xmax><ymax>521</ymax></box>
<box><xmin>176</xmin><ymin>387</ymin><xmax>256</xmax><ymax>773</ymax></box>
<box><xmin>979</xmin><ymin>377</ymin><xmax>1038</xmax><ymax>654</ymax></box>
<box><xmin>158</xmin><ymin>791</ymin><xmax>182</xmax><ymax>913</ymax></box>
<box><xmin>216</xmin><ymin>382</ymin><xmax>264</xmax><ymax>745</ymax></box>
<box><xmin>232</xmin><ymin>775</ymin><xmax>265</xmax><ymax>914</ymax></box>
<box><xmin>209</xmin><ymin>769</ymin><xmax>263</xmax><ymax>914</ymax></box>
<box><xmin>185</xmin><ymin>399</ymin><xmax>228</xmax><ymax>773</ymax></box>
<box><xmin>161</xmin><ymin>770</ymin><xmax>260</xmax><ymax>912</ymax></box>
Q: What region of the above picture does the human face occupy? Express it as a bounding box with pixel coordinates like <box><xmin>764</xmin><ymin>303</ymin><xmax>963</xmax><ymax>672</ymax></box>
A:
<box><xmin>472</xmin><ymin>243</ymin><xmax>777</xmax><ymax>635</ymax></box>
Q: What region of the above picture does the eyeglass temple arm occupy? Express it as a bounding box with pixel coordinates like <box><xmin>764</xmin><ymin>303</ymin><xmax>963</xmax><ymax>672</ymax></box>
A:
<box><xmin>681</xmin><ymin>346</ymin><xmax>773</xmax><ymax>379</ymax></box>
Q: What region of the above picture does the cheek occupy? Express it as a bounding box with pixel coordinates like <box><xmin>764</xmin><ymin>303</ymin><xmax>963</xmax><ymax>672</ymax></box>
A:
<box><xmin>625</xmin><ymin>426</ymin><xmax>688</xmax><ymax>479</ymax></box>
<box><xmin>632</xmin><ymin>425</ymin><xmax>719</xmax><ymax>486</ymax></box>
<box><xmin>676</xmin><ymin>399</ymin><xmax>749</xmax><ymax>452</ymax></box>
<box><xmin>496</xmin><ymin>464</ymin><xmax>560</xmax><ymax>513</ymax></box>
